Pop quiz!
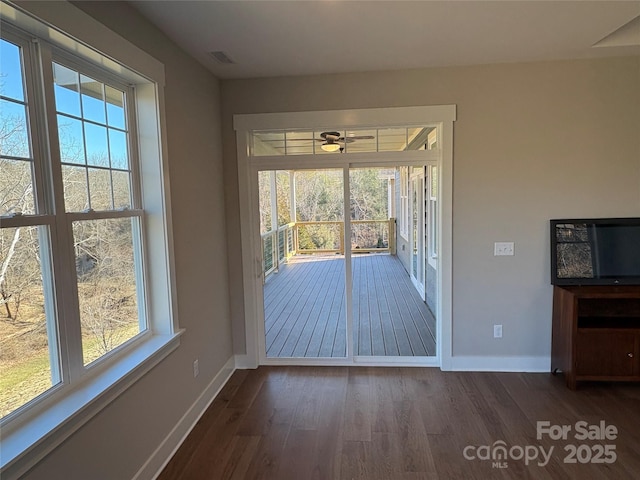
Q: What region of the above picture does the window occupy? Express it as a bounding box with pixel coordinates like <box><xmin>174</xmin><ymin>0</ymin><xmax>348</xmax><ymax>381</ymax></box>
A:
<box><xmin>251</xmin><ymin>126</ymin><xmax>435</xmax><ymax>156</ymax></box>
<box><xmin>399</xmin><ymin>166</ymin><xmax>409</xmax><ymax>239</ymax></box>
<box><xmin>428</xmin><ymin>164</ymin><xmax>438</xmax><ymax>267</ymax></box>
<box><xmin>1</xmin><ymin>33</ymin><xmax>63</xmax><ymax>420</ymax></box>
<box><xmin>52</xmin><ymin>61</ymin><xmax>146</xmax><ymax>366</ymax></box>
<box><xmin>1</xmin><ymin>32</ymin><xmax>148</xmax><ymax>417</ymax></box>
<box><xmin>1</xmin><ymin>3</ymin><xmax>177</xmax><ymax>474</ymax></box>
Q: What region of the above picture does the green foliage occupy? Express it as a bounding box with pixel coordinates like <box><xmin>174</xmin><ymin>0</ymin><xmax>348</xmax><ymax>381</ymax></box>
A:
<box><xmin>297</xmin><ymin>224</ymin><xmax>340</xmax><ymax>251</ymax></box>
<box><xmin>259</xmin><ymin>167</ymin><xmax>392</xmax><ymax>251</ymax></box>
<box><xmin>350</xmin><ymin>169</ymin><xmax>388</xmax><ymax>220</ymax></box>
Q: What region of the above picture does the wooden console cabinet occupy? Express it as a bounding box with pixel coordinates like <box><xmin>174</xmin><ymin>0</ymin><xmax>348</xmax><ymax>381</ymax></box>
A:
<box><xmin>551</xmin><ymin>285</ymin><xmax>640</xmax><ymax>389</ymax></box>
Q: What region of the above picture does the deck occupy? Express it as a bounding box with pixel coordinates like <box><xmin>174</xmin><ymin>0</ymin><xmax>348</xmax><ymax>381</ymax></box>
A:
<box><xmin>263</xmin><ymin>253</ymin><xmax>436</xmax><ymax>358</ymax></box>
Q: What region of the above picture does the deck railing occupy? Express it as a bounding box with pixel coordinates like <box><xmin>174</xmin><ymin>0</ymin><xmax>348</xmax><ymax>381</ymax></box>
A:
<box><xmin>261</xmin><ymin>219</ymin><xmax>396</xmax><ymax>280</ymax></box>
<box><xmin>261</xmin><ymin>222</ymin><xmax>296</xmax><ymax>278</ymax></box>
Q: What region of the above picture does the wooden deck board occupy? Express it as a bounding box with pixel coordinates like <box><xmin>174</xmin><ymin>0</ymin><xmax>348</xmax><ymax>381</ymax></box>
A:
<box><xmin>385</xmin><ymin>258</ymin><xmax>430</xmax><ymax>356</ymax></box>
<box><xmin>265</xmin><ymin>257</ymin><xmax>334</xmax><ymax>357</ymax></box>
<box><xmin>263</xmin><ymin>253</ymin><xmax>436</xmax><ymax>357</ymax></box>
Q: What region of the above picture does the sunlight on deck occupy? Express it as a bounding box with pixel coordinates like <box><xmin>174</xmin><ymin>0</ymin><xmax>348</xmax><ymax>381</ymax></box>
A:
<box><xmin>263</xmin><ymin>253</ymin><xmax>436</xmax><ymax>358</ymax></box>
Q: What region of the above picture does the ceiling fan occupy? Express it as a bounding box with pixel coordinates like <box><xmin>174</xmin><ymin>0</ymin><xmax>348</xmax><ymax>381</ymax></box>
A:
<box><xmin>310</xmin><ymin>131</ymin><xmax>375</xmax><ymax>152</ymax></box>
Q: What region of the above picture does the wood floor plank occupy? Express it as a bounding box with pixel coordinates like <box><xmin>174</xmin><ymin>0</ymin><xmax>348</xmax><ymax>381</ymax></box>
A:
<box><xmin>310</xmin><ymin>367</ymin><xmax>348</xmax><ymax>479</ymax></box>
<box><xmin>156</xmin><ymin>370</ymin><xmax>249</xmax><ymax>480</ymax></box>
<box><xmin>343</xmin><ymin>380</ymin><xmax>373</xmax><ymax>441</ymax></box>
<box><xmin>159</xmin><ymin>367</ymin><xmax>640</xmax><ymax>480</ymax></box>
<box><xmin>394</xmin><ymin>397</ymin><xmax>438</xmax><ymax>475</ymax></box>
<box><xmin>217</xmin><ymin>435</ymin><xmax>261</xmax><ymax>480</ymax></box>
<box><xmin>340</xmin><ymin>440</ymin><xmax>371</xmax><ymax>480</ymax></box>
<box><xmin>241</xmin><ymin>413</ymin><xmax>290</xmax><ymax>480</ymax></box>
<box><xmin>274</xmin><ymin>428</ymin><xmax>318</xmax><ymax>479</ymax></box>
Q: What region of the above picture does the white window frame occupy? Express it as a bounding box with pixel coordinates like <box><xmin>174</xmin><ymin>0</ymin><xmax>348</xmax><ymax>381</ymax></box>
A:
<box><xmin>399</xmin><ymin>166</ymin><xmax>409</xmax><ymax>240</ymax></box>
<box><xmin>0</xmin><ymin>3</ymin><xmax>180</xmax><ymax>478</ymax></box>
<box><xmin>428</xmin><ymin>164</ymin><xmax>438</xmax><ymax>269</ymax></box>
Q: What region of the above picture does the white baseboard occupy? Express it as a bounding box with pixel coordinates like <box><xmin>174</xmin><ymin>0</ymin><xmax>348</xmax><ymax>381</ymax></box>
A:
<box><xmin>133</xmin><ymin>356</ymin><xmax>236</xmax><ymax>480</ymax></box>
<box><xmin>234</xmin><ymin>354</ymin><xmax>257</xmax><ymax>369</ymax></box>
<box><xmin>447</xmin><ymin>355</ymin><xmax>550</xmax><ymax>372</ymax></box>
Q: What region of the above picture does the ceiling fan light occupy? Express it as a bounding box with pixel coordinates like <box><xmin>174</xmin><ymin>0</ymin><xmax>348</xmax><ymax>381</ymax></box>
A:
<box><xmin>321</xmin><ymin>142</ymin><xmax>341</xmax><ymax>152</ymax></box>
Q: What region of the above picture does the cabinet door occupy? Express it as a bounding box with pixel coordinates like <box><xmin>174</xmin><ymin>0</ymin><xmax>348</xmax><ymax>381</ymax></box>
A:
<box><xmin>575</xmin><ymin>332</ymin><xmax>636</xmax><ymax>377</ymax></box>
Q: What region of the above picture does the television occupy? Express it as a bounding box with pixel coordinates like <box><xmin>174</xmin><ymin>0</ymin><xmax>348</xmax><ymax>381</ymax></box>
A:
<box><xmin>550</xmin><ymin>217</ymin><xmax>640</xmax><ymax>286</ymax></box>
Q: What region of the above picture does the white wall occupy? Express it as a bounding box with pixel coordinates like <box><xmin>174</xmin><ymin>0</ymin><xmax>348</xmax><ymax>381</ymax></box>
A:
<box><xmin>17</xmin><ymin>2</ymin><xmax>234</xmax><ymax>479</ymax></box>
<box><xmin>221</xmin><ymin>56</ymin><xmax>640</xmax><ymax>361</ymax></box>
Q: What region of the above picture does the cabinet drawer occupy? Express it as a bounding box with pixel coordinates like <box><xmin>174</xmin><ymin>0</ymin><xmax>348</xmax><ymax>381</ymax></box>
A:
<box><xmin>575</xmin><ymin>332</ymin><xmax>636</xmax><ymax>376</ymax></box>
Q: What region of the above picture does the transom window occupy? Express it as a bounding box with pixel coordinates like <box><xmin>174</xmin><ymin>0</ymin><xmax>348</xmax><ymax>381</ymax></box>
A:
<box><xmin>251</xmin><ymin>126</ymin><xmax>439</xmax><ymax>156</ymax></box>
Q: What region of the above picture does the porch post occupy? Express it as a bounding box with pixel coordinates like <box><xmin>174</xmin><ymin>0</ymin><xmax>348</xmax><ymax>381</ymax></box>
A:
<box><xmin>270</xmin><ymin>171</ymin><xmax>278</xmax><ymax>270</ymax></box>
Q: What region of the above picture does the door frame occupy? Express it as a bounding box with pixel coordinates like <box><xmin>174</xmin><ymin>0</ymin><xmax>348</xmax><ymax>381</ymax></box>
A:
<box><xmin>234</xmin><ymin>106</ymin><xmax>456</xmax><ymax>369</ymax></box>
<box><xmin>409</xmin><ymin>168</ymin><xmax>426</xmax><ymax>299</ymax></box>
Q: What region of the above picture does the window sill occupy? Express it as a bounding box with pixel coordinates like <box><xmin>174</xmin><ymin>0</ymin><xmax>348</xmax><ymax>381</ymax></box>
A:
<box><xmin>0</xmin><ymin>331</ymin><xmax>183</xmax><ymax>480</ymax></box>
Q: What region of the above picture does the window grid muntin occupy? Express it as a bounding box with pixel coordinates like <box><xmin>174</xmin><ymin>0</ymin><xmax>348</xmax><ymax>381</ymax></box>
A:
<box><xmin>52</xmin><ymin>57</ymin><xmax>134</xmax><ymax>214</ymax></box>
<box><xmin>1</xmin><ymin>35</ymin><xmax>38</xmax><ymax>217</ymax></box>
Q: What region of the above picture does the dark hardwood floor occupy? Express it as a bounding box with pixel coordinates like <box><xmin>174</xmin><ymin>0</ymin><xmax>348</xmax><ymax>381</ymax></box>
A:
<box><xmin>158</xmin><ymin>367</ymin><xmax>640</xmax><ymax>479</ymax></box>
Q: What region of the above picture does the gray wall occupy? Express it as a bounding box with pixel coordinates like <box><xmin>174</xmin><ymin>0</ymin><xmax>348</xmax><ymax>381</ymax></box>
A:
<box><xmin>21</xmin><ymin>2</ymin><xmax>234</xmax><ymax>479</ymax></box>
<box><xmin>221</xmin><ymin>56</ymin><xmax>640</xmax><ymax>358</ymax></box>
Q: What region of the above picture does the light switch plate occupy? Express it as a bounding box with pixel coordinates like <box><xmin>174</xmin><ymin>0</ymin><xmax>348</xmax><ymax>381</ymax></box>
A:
<box><xmin>494</xmin><ymin>242</ymin><xmax>515</xmax><ymax>256</ymax></box>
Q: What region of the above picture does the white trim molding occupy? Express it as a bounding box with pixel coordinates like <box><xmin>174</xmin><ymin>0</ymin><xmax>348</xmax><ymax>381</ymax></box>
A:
<box><xmin>134</xmin><ymin>356</ymin><xmax>236</xmax><ymax>480</ymax></box>
<box><xmin>447</xmin><ymin>356</ymin><xmax>551</xmax><ymax>373</ymax></box>
<box><xmin>234</xmin><ymin>105</ymin><xmax>457</xmax><ymax>131</ymax></box>
<box><xmin>234</xmin><ymin>105</ymin><xmax>456</xmax><ymax>370</ymax></box>
<box><xmin>1</xmin><ymin>333</ymin><xmax>182</xmax><ymax>480</ymax></box>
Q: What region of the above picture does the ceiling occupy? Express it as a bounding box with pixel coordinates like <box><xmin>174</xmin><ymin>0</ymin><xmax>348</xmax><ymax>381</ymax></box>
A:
<box><xmin>129</xmin><ymin>1</ymin><xmax>640</xmax><ymax>80</ymax></box>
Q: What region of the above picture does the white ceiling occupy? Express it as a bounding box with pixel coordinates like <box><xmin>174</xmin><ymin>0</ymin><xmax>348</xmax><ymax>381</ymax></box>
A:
<box><xmin>130</xmin><ymin>1</ymin><xmax>640</xmax><ymax>80</ymax></box>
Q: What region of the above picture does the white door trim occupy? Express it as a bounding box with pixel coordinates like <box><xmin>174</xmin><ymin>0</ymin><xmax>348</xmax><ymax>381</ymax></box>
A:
<box><xmin>234</xmin><ymin>105</ymin><xmax>456</xmax><ymax>369</ymax></box>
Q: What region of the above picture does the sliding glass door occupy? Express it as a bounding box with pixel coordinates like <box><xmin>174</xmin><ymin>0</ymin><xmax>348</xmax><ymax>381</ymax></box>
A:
<box><xmin>260</xmin><ymin>169</ymin><xmax>347</xmax><ymax>359</ymax></box>
<box><xmin>350</xmin><ymin>167</ymin><xmax>436</xmax><ymax>358</ymax></box>
<box><xmin>258</xmin><ymin>165</ymin><xmax>437</xmax><ymax>360</ymax></box>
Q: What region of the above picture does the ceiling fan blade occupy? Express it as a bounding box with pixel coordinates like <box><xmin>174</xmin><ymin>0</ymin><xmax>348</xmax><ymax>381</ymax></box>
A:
<box><xmin>341</xmin><ymin>135</ymin><xmax>375</xmax><ymax>141</ymax></box>
<box><xmin>280</xmin><ymin>132</ymin><xmax>375</xmax><ymax>143</ymax></box>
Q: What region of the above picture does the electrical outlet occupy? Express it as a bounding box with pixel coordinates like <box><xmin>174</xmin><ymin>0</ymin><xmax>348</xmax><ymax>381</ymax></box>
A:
<box><xmin>494</xmin><ymin>324</ymin><xmax>503</xmax><ymax>338</ymax></box>
<box><xmin>494</xmin><ymin>242</ymin><xmax>515</xmax><ymax>256</ymax></box>
<box><xmin>193</xmin><ymin>359</ymin><xmax>199</xmax><ymax>378</ymax></box>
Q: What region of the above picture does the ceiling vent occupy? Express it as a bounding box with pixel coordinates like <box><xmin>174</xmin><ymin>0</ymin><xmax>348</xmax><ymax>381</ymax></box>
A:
<box><xmin>208</xmin><ymin>51</ymin><xmax>236</xmax><ymax>65</ymax></box>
